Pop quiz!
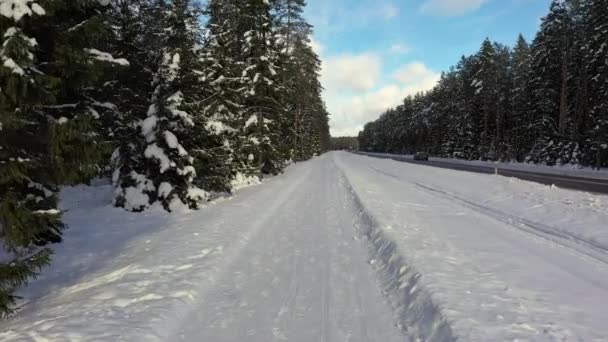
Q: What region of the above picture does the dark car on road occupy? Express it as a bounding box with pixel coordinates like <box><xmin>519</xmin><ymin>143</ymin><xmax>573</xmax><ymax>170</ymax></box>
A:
<box><xmin>414</xmin><ymin>152</ymin><xmax>429</xmax><ymax>161</ymax></box>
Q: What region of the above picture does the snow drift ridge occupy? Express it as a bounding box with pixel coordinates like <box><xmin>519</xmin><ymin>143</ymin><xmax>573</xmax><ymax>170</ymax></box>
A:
<box><xmin>336</xmin><ymin>169</ymin><xmax>456</xmax><ymax>341</ymax></box>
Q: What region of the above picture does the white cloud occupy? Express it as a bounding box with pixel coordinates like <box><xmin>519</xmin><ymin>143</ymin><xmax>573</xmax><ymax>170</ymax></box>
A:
<box><xmin>389</xmin><ymin>43</ymin><xmax>411</xmax><ymax>55</ymax></box>
<box><xmin>420</xmin><ymin>0</ymin><xmax>488</xmax><ymax>16</ymax></box>
<box><xmin>393</xmin><ymin>62</ymin><xmax>438</xmax><ymax>85</ymax></box>
<box><xmin>309</xmin><ymin>37</ymin><xmax>324</xmax><ymax>55</ymax></box>
<box><xmin>381</xmin><ymin>3</ymin><xmax>400</xmax><ymax>19</ymax></box>
<box><xmin>327</xmin><ymin>61</ymin><xmax>440</xmax><ymax>136</ymax></box>
<box><xmin>321</xmin><ymin>53</ymin><xmax>381</xmax><ymax>93</ymax></box>
<box><xmin>329</xmin><ymin>86</ymin><xmax>406</xmax><ymax>136</ymax></box>
<box><xmin>308</xmin><ymin>1</ymin><xmax>399</xmax><ymax>37</ymax></box>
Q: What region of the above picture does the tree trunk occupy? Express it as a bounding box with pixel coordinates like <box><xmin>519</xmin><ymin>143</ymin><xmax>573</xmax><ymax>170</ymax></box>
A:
<box><xmin>559</xmin><ymin>37</ymin><xmax>569</xmax><ymax>137</ymax></box>
<box><xmin>559</xmin><ymin>61</ymin><xmax>568</xmax><ymax>136</ymax></box>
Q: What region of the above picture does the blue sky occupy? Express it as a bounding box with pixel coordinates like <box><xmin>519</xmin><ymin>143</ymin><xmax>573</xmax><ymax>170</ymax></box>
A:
<box><xmin>303</xmin><ymin>0</ymin><xmax>552</xmax><ymax>136</ymax></box>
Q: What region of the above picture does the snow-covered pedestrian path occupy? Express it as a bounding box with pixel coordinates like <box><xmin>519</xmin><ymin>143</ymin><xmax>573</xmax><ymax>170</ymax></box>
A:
<box><xmin>169</xmin><ymin>155</ymin><xmax>402</xmax><ymax>341</ymax></box>
<box><xmin>2</xmin><ymin>152</ymin><xmax>608</xmax><ymax>341</ymax></box>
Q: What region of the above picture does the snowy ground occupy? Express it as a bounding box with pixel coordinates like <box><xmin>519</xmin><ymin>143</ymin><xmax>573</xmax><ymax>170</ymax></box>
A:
<box><xmin>1</xmin><ymin>152</ymin><xmax>608</xmax><ymax>341</ymax></box>
<box><xmin>336</xmin><ymin>152</ymin><xmax>608</xmax><ymax>341</ymax></box>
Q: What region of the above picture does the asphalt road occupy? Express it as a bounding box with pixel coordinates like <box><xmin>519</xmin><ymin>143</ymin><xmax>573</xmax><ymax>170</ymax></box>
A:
<box><xmin>355</xmin><ymin>151</ymin><xmax>608</xmax><ymax>195</ymax></box>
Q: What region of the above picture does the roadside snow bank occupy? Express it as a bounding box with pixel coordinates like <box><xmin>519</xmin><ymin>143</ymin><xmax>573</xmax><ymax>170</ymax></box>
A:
<box><xmin>338</xmin><ymin>171</ymin><xmax>455</xmax><ymax>341</ymax></box>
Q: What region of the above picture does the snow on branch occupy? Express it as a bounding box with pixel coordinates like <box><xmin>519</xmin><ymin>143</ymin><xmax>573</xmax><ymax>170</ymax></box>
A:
<box><xmin>68</xmin><ymin>20</ymin><xmax>89</xmax><ymax>32</ymax></box>
<box><xmin>144</xmin><ymin>143</ymin><xmax>174</xmax><ymax>174</ymax></box>
<box><xmin>85</xmin><ymin>49</ymin><xmax>130</xmax><ymax>66</ymax></box>
<box><xmin>164</xmin><ymin>131</ymin><xmax>188</xmax><ymax>157</ymax></box>
<box><xmin>1</xmin><ymin>27</ymin><xmax>38</xmax><ymax>76</ymax></box>
<box><xmin>2</xmin><ymin>57</ymin><xmax>25</xmax><ymax>75</ymax></box>
<box><xmin>0</xmin><ymin>0</ymin><xmax>45</xmax><ymax>21</ymax></box>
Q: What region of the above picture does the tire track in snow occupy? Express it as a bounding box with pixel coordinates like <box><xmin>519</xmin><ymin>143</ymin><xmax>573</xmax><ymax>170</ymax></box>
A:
<box><xmin>412</xmin><ymin>182</ymin><xmax>608</xmax><ymax>266</ymax></box>
<box><xmin>369</xmin><ymin>164</ymin><xmax>608</xmax><ymax>266</ymax></box>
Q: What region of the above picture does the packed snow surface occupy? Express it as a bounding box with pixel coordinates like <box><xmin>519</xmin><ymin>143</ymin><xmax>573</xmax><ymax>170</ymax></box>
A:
<box><xmin>1</xmin><ymin>152</ymin><xmax>608</xmax><ymax>341</ymax></box>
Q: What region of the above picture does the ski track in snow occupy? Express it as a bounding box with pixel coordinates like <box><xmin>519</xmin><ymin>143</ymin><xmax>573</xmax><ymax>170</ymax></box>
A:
<box><xmin>169</xmin><ymin>156</ymin><xmax>402</xmax><ymax>342</ymax></box>
<box><xmin>1</xmin><ymin>152</ymin><xmax>608</xmax><ymax>341</ymax></box>
<box><xmin>369</xmin><ymin>164</ymin><xmax>608</xmax><ymax>265</ymax></box>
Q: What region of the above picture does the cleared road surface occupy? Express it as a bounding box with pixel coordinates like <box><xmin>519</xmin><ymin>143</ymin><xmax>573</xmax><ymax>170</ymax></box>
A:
<box><xmin>357</xmin><ymin>151</ymin><xmax>608</xmax><ymax>194</ymax></box>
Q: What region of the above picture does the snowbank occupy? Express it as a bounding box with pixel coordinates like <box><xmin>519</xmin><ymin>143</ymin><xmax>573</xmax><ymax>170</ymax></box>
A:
<box><xmin>339</xmin><ymin>169</ymin><xmax>455</xmax><ymax>341</ymax></box>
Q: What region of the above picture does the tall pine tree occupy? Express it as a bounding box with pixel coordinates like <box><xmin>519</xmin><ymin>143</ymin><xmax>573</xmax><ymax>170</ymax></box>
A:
<box><xmin>585</xmin><ymin>0</ymin><xmax>608</xmax><ymax>167</ymax></box>
<box><xmin>240</xmin><ymin>0</ymin><xmax>284</xmax><ymax>175</ymax></box>
<box><xmin>1</xmin><ymin>0</ymin><xmax>111</xmax><ymax>317</ymax></box>
<box><xmin>201</xmin><ymin>0</ymin><xmax>254</xmax><ymax>188</ymax></box>
<box><xmin>510</xmin><ymin>35</ymin><xmax>532</xmax><ymax>161</ymax></box>
<box><xmin>114</xmin><ymin>0</ymin><xmax>208</xmax><ymax>211</ymax></box>
<box><xmin>528</xmin><ymin>0</ymin><xmax>573</xmax><ymax>164</ymax></box>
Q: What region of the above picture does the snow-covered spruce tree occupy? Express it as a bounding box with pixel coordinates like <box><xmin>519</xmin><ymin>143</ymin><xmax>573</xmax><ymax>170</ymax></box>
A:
<box><xmin>240</xmin><ymin>0</ymin><xmax>285</xmax><ymax>176</ymax></box>
<box><xmin>440</xmin><ymin>56</ymin><xmax>477</xmax><ymax>159</ymax></box>
<box><xmin>585</xmin><ymin>0</ymin><xmax>608</xmax><ymax>167</ymax></box>
<box><xmin>97</xmin><ymin>0</ymin><xmax>155</xmax><ymax>178</ymax></box>
<box><xmin>297</xmin><ymin>50</ymin><xmax>330</xmax><ymax>155</ymax></box>
<box><xmin>201</xmin><ymin>0</ymin><xmax>329</xmax><ymax>183</ymax></box>
<box><xmin>509</xmin><ymin>34</ymin><xmax>533</xmax><ymax>162</ymax></box>
<box><xmin>0</xmin><ymin>0</ymin><xmax>112</xmax><ymax>317</ymax></box>
<box><xmin>461</xmin><ymin>55</ymin><xmax>484</xmax><ymax>160</ymax></box>
<box><xmin>428</xmin><ymin>70</ymin><xmax>459</xmax><ymax>157</ymax></box>
<box><xmin>434</xmin><ymin>69</ymin><xmax>462</xmax><ymax>157</ymax></box>
<box><xmin>0</xmin><ymin>10</ymin><xmax>54</xmax><ymax>314</ymax></box>
<box><xmin>471</xmin><ymin>38</ymin><xmax>499</xmax><ymax>160</ymax></box>
<box><xmin>562</xmin><ymin>0</ymin><xmax>590</xmax><ymax>165</ymax></box>
<box><xmin>173</xmin><ymin>0</ymin><xmax>233</xmax><ymax>194</ymax></box>
<box><xmin>528</xmin><ymin>0</ymin><xmax>574</xmax><ymax>165</ymax></box>
<box><xmin>200</xmin><ymin>0</ymin><xmax>252</xmax><ymax>190</ymax></box>
<box><xmin>114</xmin><ymin>0</ymin><xmax>213</xmax><ymax>211</ymax></box>
<box><xmin>110</xmin><ymin>0</ymin><xmax>177</xmax><ymax>211</ymax></box>
<box><xmin>492</xmin><ymin>43</ymin><xmax>514</xmax><ymax>161</ymax></box>
<box><xmin>452</xmin><ymin>54</ymin><xmax>482</xmax><ymax>160</ymax></box>
<box><xmin>316</xmin><ymin>104</ymin><xmax>331</xmax><ymax>153</ymax></box>
<box><xmin>271</xmin><ymin>0</ymin><xmax>303</xmax><ymax>161</ymax></box>
<box><xmin>272</xmin><ymin>0</ymin><xmax>328</xmax><ymax>160</ymax></box>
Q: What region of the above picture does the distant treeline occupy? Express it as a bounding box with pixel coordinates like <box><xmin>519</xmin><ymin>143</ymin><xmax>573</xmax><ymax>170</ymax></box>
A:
<box><xmin>359</xmin><ymin>0</ymin><xmax>608</xmax><ymax>168</ymax></box>
<box><xmin>331</xmin><ymin>137</ymin><xmax>359</xmax><ymax>151</ymax></box>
